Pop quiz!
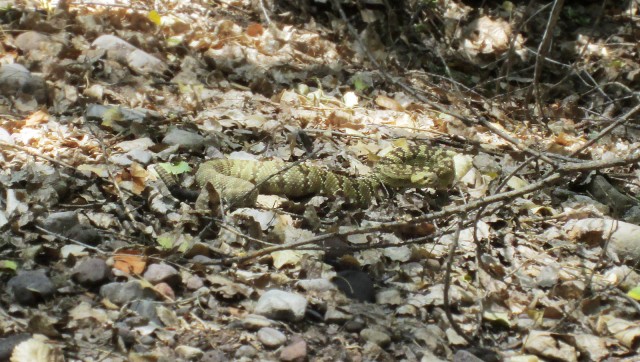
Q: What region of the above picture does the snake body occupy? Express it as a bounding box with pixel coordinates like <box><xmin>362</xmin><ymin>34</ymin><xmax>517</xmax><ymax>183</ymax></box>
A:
<box><xmin>161</xmin><ymin>145</ymin><xmax>455</xmax><ymax>207</ymax></box>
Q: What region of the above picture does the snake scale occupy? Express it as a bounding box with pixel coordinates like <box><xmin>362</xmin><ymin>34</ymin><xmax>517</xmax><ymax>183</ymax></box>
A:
<box><xmin>158</xmin><ymin>145</ymin><xmax>455</xmax><ymax>207</ymax></box>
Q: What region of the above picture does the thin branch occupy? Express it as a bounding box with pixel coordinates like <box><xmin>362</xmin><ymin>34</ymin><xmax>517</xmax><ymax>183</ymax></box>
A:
<box><xmin>570</xmin><ymin>102</ymin><xmax>640</xmax><ymax>158</ymax></box>
<box><xmin>531</xmin><ymin>0</ymin><xmax>565</xmax><ymax>121</ymax></box>
<box><xmin>443</xmin><ymin>218</ymin><xmax>473</xmax><ymax>344</ymax></box>
<box><xmin>87</xmin><ymin>126</ymin><xmax>147</xmax><ymax>236</ymax></box>
<box><xmin>35</xmin><ymin>225</ymin><xmax>107</xmax><ymax>254</ymax></box>
<box><xmin>222</xmin><ymin>150</ymin><xmax>640</xmax><ymax>265</ymax></box>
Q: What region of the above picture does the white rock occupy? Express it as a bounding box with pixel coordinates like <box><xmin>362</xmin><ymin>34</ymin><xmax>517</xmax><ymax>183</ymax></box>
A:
<box><xmin>254</xmin><ymin>290</ymin><xmax>307</xmax><ymax>322</ymax></box>
<box><xmin>257</xmin><ymin>327</ymin><xmax>286</xmax><ymax>348</ymax></box>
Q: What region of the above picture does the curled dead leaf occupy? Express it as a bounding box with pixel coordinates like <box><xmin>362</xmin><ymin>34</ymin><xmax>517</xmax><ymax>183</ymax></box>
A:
<box><xmin>375</xmin><ymin>95</ymin><xmax>404</xmax><ymax>111</ymax></box>
<box><xmin>247</xmin><ymin>23</ymin><xmax>265</xmax><ymax>37</ymax></box>
<box><xmin>10</xmin><ymin>335</ymin><xmax>64</xmax><ymax>362</ymax></box>
<box><xmin>112</xmin><ymin>249</ymin><xmax>147</xmax><ymax>275</ymax></box>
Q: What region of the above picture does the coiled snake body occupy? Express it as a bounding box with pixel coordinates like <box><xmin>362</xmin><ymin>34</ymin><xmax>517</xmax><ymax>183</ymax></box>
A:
<box><xmin>159</xmin><ymin>145</ymin><xmax>455</xmax><ymax>207</ymax></box>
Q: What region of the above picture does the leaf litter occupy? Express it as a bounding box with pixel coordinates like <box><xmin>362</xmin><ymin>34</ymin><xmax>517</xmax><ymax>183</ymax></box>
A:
<box><xmin>1</xmin><ymin>0</ymin><xmax>640</xmax><ymax>361</ymax></box>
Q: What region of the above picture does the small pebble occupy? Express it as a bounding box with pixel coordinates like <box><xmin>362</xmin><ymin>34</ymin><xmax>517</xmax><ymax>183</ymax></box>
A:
<box><xmin>254</xmin><ymin>290</ymin><xmax>307</xmax><ymax>322</ymax></box>
<box><xmin>234</xmin><ymin>345</ymin><xmax>257</xmax><ymax>359</ymax></box>
<box><xmin>279</xmin><ymin>336</ymin><xmax>307</xmax><ymax>361</ymax></box>
<box><xmin>175</xmin><ymin>345</ymin><xmax>203</xmax><ymax>360</ymax></box>
<box><xmin>257</xmin><ymin>327</ymin><xmax>286</xmax><ymax>348</ymax></box>
<box><xmin>100</xmin><ymin>281</ymin><xmax>156</xmax><ymax>305</ymax></box>
<box><xmin>8</xmin><ymin>270</ymin><xmax>55</xmax><ymax>305</ymax></box>
<box><xmin>154</xmin><ymin>282</ymin><xmax>175</xmax><ymax>300</ymax></box>
<box><xmin>360</xmin><ymin>328</ymin><xmax>391</xmax><ymax>348</ymax></box>
<box><xmin>72</xmin><ymin>258</ymin><xmax>109</xmax><ymax>287</ymax></box>
<box><xmin>185</xmin><ymin>275</ymin><xmax>204</xmax><ymax>290</ymax></box>
<box><xmin>143</xmin><ymin>263</ymin><xmax>180</xmax><ymax>286</ymax></box>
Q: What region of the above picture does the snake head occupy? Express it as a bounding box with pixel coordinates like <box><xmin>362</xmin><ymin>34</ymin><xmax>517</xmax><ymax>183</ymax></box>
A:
<box><xmin>410</xmin><ymin>164</ymin><xmax>455</xmax><ymax>189</ymax></box>
<box><xmin>411</xmin><ymin>171</ymin><xmax>438</xmax><ymax>187</ymax></box>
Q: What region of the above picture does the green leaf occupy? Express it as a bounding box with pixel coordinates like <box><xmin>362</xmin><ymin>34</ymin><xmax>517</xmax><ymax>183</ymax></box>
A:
<box><xmin>353</xmin><ymin>77</ymin><xmax>367</xmax><ymax>92</ymax></box>
<box><xmin>158</xmin><ymin>161</ymin><xmax>191</xmax><ymax>175</ymax></box>
<box><xmin>156</xmin><ymin>234</ymin><xmax>175</xmax><ymax>250</ymax></box>
<box><xmin>483</xmin><ymin>311</ymin><xmax>511</xmax><ymax>328</ymax></box>
<box><xmin>148</xmin><ymin>10</ymin><xmax>162</xmax><ymax>26</ymax></box>
<box><xmin>178</xmin><ymin>241</ymin><xmax>190</xmax><ymax>253</ymax></box>
<box><xmin>628</xmin><ymin>286</ymin><xmax>640</xmax><ymax>300</ymax></box>
<box><xmin>0</xmin><ymin>260</ymin><xmax>18</xmax><ymax>271</ymax></box>
<box><xmin>167</xmin><ymin>35</ymin><xmax>184</xmax><ymax>47</ymax></box>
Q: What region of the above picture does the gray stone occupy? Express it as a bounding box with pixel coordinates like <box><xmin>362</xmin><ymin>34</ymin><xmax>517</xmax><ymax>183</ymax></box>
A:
<box><xmin>0</xmin><ymin>64</ymin><xmax>47</xmax><ymax>103</ymax></box>
<box><xmin>0</xmin><ymin>333</ymin><xmax>31</xmax><ymax>361</ymax></box>
<box><xmin>8</xmin><ymin>270</ymin><xmax>55</xmax><ymax>305</ymax></box>
<box><xmin>324</xmin><ymin>307</ymin><xmax>351</xmax><ymax>323</ymax></box>
<box><xmin>234</xmin><ymin>345</ymin><xmax>257</xmax><ymax>359</ymax></box>
<box><xmin>453</xmin><ymin>350</ymin><xmax>484</xmax><ymax>362</ymax></box>
<box><xmin>376</xmin><ymin>288</ymin><xmax>403</xmax><ymax>305</ymax></box>
<box><xmin>100</xmin><ymin>281</ymin><xmax>156</xmax><ymax>305</ymax></box>
<box><xmin>14</xmin><ymin>31</ymin><xmax>50</xmax><ymax>52</ymax></box>
<box><xmin>257</xmin><ymin>327</ymin><xmax>286</xmax><ymax>348</ymax></box>
<box><xmin>143</xmin><ymin>263</ymin><xmax>180</xmax><ymax>286</ymax></box>
<box><xmin>72</xmin><ymin>258</ymin><xmax>110</xmax><ymax>287</ymax></box>
<box><xmin>200</xmin><ymin>350</ymin><xmax>228</xmax><ymax>362</ymax></box>
<box><xmin>163</xmin><ymin>128</ymin><xmax>205</xmax><ymax>150</ymax></box>
<box><xmin>241</xmin><ymin>314</ymin><xmax>274</xmax><ymax>330</ymax></box>
<box><xmin>344</xmin><ymin>317</ymin><xmax>366</xmax><ymax>333</ymax></box>
<box><xmin>536</xmin><ymin>264</ymin><xmax>559</xmax><ymax>288</ymax></box>
<box><xmin>295</xmin><ymin>278</ymin><xmax>336</xmax><ymax>293</ymax></box>
<box><xmin>360</xmin><ymin>328</ymin><xmax>391</xmax><ymax>348</ymax></box>
<box><xmin>130</xmin><ymin>300</ymin><xmax>162</xmax><ymax>326</ymax></box>
<box><xmin>279</xmin><ymin>336</ymin><xmax>307</xmax><ymax>361</ymax></box>
<box><xmin>126</xmin><ymin>149</ymin><xmax>153</xmax><ymax>165</ymax></box>
<box><xmin>108</xmin><ymin>154</ymin><xmax>132</xmax><ymax>166</ymax></box>
<box><xmin>472</xmin><ymin>154</ymin><xmax>501</xmax><ymax>176</ymax></box>
<box><xmin>254</xmin><ymin>290</ymin><xmax>307</xmax><ymax>322</ymax></box>
<box><xmin>185</xmin><ymin>275</ymin><xmax>204</xmax><ymax>290</ymax></box>
<box><xmin>175</xmin><ymin>345</ymin><xmax>203</xmax><ymax>360</ymax></box>
<box><xmin>39</xmin><ymin>211</ymin><xmax>78</xmax><ymax>233</ymax></box>
<box><xmin>0</xmin><ymin>127</ymin><xmax>13</xmax><ymax>144</ymax></box>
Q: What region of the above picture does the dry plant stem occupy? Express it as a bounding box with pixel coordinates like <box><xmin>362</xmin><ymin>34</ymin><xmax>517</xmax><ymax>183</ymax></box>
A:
<box><xmin>443</xmin><ymin>219</ymin><xmax>474</xmax><ymax>344</ymax></box>
<box><xmin>35</xmin><ymin>225</ymin><xmax>107</xmax><ymax>254</ymax></box>
<box><xmin>500</xmin><ymin>0</ymin><xmax>540</xmax><ymax>99</ymax></box>
<box><xmin>569</xmin><ymin>102</ymin><xmax>640</xmax><ymax>157</ymax></box>
<box><xmin>613</xmin><ymin>288</ymin><xmax>640</xmax><ymax>314</ymax></box>
<box><xmin>531</xmin><ymin>0</ymin><xmax>565</xmax><ymax>120</ymax></box>
<box><xmin>226</xmin><ymin>150</ymin><xmax>640</xmax><ymax>265</ymax></box>
<box><xmin>260</xmin><ymin>0</ymin><xmax>271</xmax><ymax>26</ymax></box>
<box><xmin>296</xmin><ymin>218</ymin><xmax>472</xmax><ymax>253</ymax></box>
<box><xmin>534</xmin><ymin>2</ymin><xmax>609</xmax><ymax>103</ymax></box>
<box><xmin>67</xmin><ymin>2</ymin><xmax>144</xmax><ymax>9</ymax></box>
<box><xmin>88</xmin><ymin>126</ymin><xmax>145</xmax><ymax>235</ymax></box>
<box><xmin>218</xmin><ymin>223</ymin><xmax>278</xmax><ymax>246</ymax></box>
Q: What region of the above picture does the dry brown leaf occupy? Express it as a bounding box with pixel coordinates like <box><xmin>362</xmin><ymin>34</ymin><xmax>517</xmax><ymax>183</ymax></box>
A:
<box><xmin>112</xmin><ymin>249</ymin><xmax>147</xmax><ymax>275</ymax></box>
<box><xmin>246</xmin><ymin>23</ymin><xmax>264</xmax><ymax>37</ymax></box>
<box><xmin>375</xmin><ymin>95</ymin><xmax>404</xmax><ymax>111</ymax></box>
<box><xmin>597</xmin><ymin>315</ymin><xmax>640</xmax><ymax>348</ymax></box>
<box><xmin>523</xmin><ymin>331</ymin><xmax>577</xmax><ymax>362</ymax></box>
<box><xmin>24</xmin><ymin>110</ymin><xmax>49</xmax><ymax>126</ymax></box>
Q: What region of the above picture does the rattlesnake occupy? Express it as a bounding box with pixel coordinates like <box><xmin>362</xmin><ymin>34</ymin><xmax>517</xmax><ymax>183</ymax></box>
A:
<box><xmin>157</xmin><ymin>145</ymin><xmax>455</xmax><ymax>207</ymax></box>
